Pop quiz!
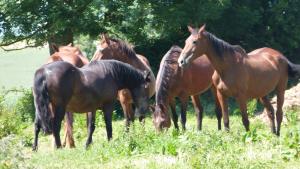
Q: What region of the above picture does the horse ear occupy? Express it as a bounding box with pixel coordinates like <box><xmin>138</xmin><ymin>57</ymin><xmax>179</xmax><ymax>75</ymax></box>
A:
<box><xmin>198</xmin><ymin>24</ymin><xmax>206</xmax><ymax>35</ymax></box>
<box><xmin>67</xmin><ymin>43</ymin><xmax>73</xmax><ymax>47</ymax></box>
<box><xmin>51</xmin><ymin>43</ymin><xmax>59</xmax><ymax>52</ymax></box>
<box><xmin>143</xmin><ymin>70</ymin><xmax>151</xmax><ymax>83</ymax></box>
<box><xmin>103</xmin><ymin>33</ymin><xmax>110</xmax><ymax>45</ymax></box>
<box><xmin>187</xmin><ymin>25</ymin><xmax>194</xmax><ymax>33</ymax></box>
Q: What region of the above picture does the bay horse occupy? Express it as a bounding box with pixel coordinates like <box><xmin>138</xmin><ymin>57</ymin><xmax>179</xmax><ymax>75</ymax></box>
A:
<box><xmin>91</xmin><ymin>34</ymin><xmax>156</xmax><ymax>127</ymax></box>
<box><xmin>152</xmin><ymin>45</ymin><xmax>222</xmax><ymax>131</ymax></box>
<box><xmin>178</xmin><ymin>25</ymin><xmax>300</xmax><ymax>135</ymax></box>
<box><xmin>32</xmin><ymin>60</ymin><xmax>151</xmax><ymax>151</ymax></box>
<box><xmin>46</xmin><ymin>43</ymin><xmax>90</xmax><ymax>148</ymax></box>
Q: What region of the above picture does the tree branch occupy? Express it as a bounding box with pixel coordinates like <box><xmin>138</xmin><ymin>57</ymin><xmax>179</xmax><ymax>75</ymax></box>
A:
<box><xmin>0</xmin><ymin>44</ymin><xmax>41</xmax><ymax>51</ymax></box>
<box><xmin>0</xmin><ymin>24</ymin><xmax>48</xmax><ymax>47</ymax></box>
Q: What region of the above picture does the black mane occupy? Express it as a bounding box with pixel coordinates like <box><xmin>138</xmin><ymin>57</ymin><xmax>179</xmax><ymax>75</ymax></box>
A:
<box><xmin>205</xmin><ymin>32</ymin><xmax>246</xmax><ymax>57</ymax></box>
<box><xmin>88</xmin><ymin>60</ymin><xmax>145</xmax><ymax>89</ymax></box>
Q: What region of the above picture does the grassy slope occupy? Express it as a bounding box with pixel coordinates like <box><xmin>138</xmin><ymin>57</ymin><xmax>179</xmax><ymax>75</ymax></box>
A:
<box><xmin>0</xmin><ymin>48</ymin><xmax>49</xmax><ymax>88</ymax></box>
<box><xmin>1</xmin><ymin>112</ymin><xmax>299</xmax><ymax>169</ymax></box>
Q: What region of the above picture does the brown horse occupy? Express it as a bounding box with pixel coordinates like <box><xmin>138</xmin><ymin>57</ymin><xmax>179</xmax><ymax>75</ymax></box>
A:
<box><xmin>152</xmin><ymin>45</ymin><xmax>221</xmax><ymax>131</ymax></box>
<box><xmin>32</xmin><ymin>60</ymin><xmax>151</xmax><ymax>151</ymax></box>
<box><xmin>46</xmin><ymin>44</ymin><xmax>90</xmax><ymax>148</ymax></box>
<box><xmin>178</xmin><ymin>25</ymin><xmax>300</xmax><ymax>135</ymax></box>
<box><xmin>91</xmin><ymin>34</ymin><xmax>156</xmax><ymax>127</ymax></box>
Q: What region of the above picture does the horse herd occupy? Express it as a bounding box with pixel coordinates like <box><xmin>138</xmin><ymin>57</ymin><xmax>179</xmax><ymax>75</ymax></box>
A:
<box><xmin>32</xmin><ymin>25</ymin><xmax>300</xmax><ymax>151</ymax></box>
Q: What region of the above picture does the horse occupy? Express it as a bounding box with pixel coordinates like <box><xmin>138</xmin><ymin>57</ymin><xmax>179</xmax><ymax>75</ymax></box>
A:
<box><xmin>178</xmin><ymin>25</ymin><xmax>300</xmax><ymax>135</ymax></box>
<box><xmin>46</xmin><ymin>43</ymin><xmax>90</xmax><ymax>148</ymax></box>
<box><xmin>152</xmin><ymin>45</ymin><xmax>222</xmax><ymax>131</ymax></box>
<box><xmin>91</xmin><ymin>34</ymin><xmax>156</xmax><ymax>128</ymax></box>
<box><xmin>32</xmin><ymin>60</ymin><xmax>151</xmax><ymax>151</ymax></box>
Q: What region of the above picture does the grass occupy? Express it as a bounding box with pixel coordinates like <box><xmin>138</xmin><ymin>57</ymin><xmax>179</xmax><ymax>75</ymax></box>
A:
<box><xmin>1</xmin><ymin>111</ymin><xmax>299</xmax><ymax>169</ymax></box>
<box><xmin>0</xmin><ymin>48</ymin><xmax>48</xmax><ymax>88</ymax></box>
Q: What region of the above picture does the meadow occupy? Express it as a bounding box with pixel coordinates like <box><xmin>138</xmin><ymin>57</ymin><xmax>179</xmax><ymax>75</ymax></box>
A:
<box><xmin>0</xmin><ymin>48</ymin><xmax>299</xmax><ymax>169</ymax></box>
<box><xmin>0</xmin><ymin>48</ymin><xmax>49</xmax><ymax>88</ymax></box>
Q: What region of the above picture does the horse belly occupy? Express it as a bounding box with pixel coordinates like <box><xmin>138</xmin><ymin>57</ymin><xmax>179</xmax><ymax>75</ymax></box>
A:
<box><xmin>66</xmin><ymin>96</ymin><xmax>100</xmax><ymax>113</ymax></box>
<box><xmin>246</xmin><ymin>67</ymin><xmax>280</xmax><ymax>98</ymax></box>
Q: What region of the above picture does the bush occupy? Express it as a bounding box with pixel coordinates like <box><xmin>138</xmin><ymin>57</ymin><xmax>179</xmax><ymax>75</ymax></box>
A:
<box><xmin>0</xmin><ymin>88</ymin><xmax>33</xmax><ymax>139</ymax></box>
<box><xmin>0</xmin><ymin>92</ymin><xmax>5</xmax><ymax>116</ymax></box>
<box><xmin>0</xmin><ymin>112</ymin><xmax>23</xmax><ymax>139</ymax></box>
<box><xmin>14</xmin><ymin>88</ymin><xmax>35</xmax><ymax>122</ymax></box>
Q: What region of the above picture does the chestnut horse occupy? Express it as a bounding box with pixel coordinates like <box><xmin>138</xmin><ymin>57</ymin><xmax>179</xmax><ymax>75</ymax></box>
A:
<box><xmin>178</xmin><ymin>25</ymin><xmax>300</xmax><ymax>135</ymax></box>
<box><xmin>91</xmin><ymin>34</ymin><xmax>155</xmax><ymax>127</ymax></box>
<box><xmin>32</xmin><ymin>60</ymin><xmax>151</xmax><ymax>150</ymax></box>
<box><xmin>152</xmin><ymin>46</ymin><xmax>221</xmax><ymax>131</ymax></box>
<box><xmin>46</xmin><ymin>44</ymin><xmax>90</xmax><ymax>148</ymax></box>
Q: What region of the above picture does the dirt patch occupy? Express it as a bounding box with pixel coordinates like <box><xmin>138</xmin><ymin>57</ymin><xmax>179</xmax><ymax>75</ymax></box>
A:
<box><xmin>256</xmin><ymin>83</ymin><xmax>300</xmax><ymax>123</ymax></box>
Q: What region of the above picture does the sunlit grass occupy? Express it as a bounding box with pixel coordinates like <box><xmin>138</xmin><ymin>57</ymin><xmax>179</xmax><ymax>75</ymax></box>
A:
<box><xmin>1</xmin><ymin>111</ymin><xmax>299</xmax><ymax>169</ymax></box>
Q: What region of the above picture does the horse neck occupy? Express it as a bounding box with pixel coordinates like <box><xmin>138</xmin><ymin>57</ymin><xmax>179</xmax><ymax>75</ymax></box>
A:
<box><xmin>113</xmin><ymin>65</ymin><xmax>143</xmax><ymax>91</ymax></box>
<box><xmin>204</xmin><ymin>40</ymin><xmax>231</xmax><ymax>75</ymax></box>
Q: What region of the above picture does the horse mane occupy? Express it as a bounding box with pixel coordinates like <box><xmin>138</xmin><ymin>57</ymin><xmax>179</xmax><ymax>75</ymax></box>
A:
<box><xmin>109</xmin><ymin>37</ymin><xmax>137</xmax><ymax>59</ymax></box>
<box><xmin>89</xmin><ymin>60</ymin><xmax>145</xmax><ymax>89</ymax></box>
<box><xmin>205</xmin><ymin>32</ymin><xmax>246</xmax><ymax>58</ymax></box>
<box><xmin>156</xmin><ymin>46</ymin><xmax>182</xmax><ymax>104</ymax></box>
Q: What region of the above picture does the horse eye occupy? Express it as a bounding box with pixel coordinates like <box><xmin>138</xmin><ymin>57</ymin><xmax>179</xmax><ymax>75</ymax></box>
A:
<box><xmin>193</xmin><ymin>41</ymin><xmax>197</xmax><ymax>45</ymax></box>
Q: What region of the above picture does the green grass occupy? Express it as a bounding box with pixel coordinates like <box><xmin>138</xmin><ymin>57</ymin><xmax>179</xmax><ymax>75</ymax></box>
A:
<box><xmin>1</xmin><ymin>112</ymin><xmax>299</xmax><ymax>169</ymax></box>
<box><xmin>0</xmin><ymin>48</ymin><xmax>49</xmax><ymax>88</ymax></box>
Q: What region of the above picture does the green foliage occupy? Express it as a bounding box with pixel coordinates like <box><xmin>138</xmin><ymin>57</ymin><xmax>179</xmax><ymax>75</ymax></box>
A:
<box><xmin>0</xmin><ymin>112</ymin><xmax>22</xmax><ymax>139</ymax></box>
<box><xmin>14</xmin><ymin>88</ymin><xmax>35</xmax><ymax>122</ymax></box>
<box><xmin>0</xmin><ymin>91</ymin><xmax>4</xmax><ymax>116</ymax></box>
<box><xmin>285</xmin><ymin>108</ymin><xmax>300</xmax><ymax>126</ymax></box>
<box><xmin>0</xmin><ymin>135</ymin><xmax>29</xmax><ymax>169</ymax></box>
<box><xmin>1</xmin><ymin>0</ymin><xmax>300</xmax><ymax>70</ymax></box>
<box><xmin>247</xmin><ymin>99</ymin><xmax>258</xmax><ymax>117</ymax></box>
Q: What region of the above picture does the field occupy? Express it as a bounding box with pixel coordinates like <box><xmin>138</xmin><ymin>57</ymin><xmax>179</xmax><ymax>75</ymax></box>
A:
<box><xmin>1</xmin><ymin>112</ymin><xmax>300</xmax><ymax>169</ymax></box>
<box><xmin>0</xmin><ymin>48</ymin><xmax>49</xmax><ymax>88</ymax></box>
<box><xmin>0</xmin><ymin>48</ymin><xmax>299</xmax><ymax>169</ymax></box>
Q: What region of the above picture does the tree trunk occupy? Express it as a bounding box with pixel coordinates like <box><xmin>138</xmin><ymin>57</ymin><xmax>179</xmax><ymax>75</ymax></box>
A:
<box><xmin>48</xmin><ymin>28</ymin><xmax>74</xmax><ymax>55</ymax></box>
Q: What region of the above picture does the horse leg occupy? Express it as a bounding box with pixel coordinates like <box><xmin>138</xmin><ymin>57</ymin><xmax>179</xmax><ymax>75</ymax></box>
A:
<box><xmin>275</xmin><ymin>80</ymin><xmax>286</xmax><ymax>136</ymax></box>
<box><xmin>259</xmin><ymin>97</ymin><xmax>276</xmax><ymax>134</ymax></box>
<box><xmin>32</xmin><ymin>117</ymin><xmax>41</xmax><ymax>151</ymax></box>
<box><xmin>120</xmin><ymin>99</ymin><xmax>134</xmax><ymax>131</ymax></box>
<box><xmin>191</xmin><ymin>95</ymin><xmax>203</xmax><ymax>130</ymax></box>
<box><xmin>62</xmin><ymin>112</ymin><xmax>75</xmax><ymax>148</ymax></box>
<box><xmin>52</xmin><ymin>106</ymin><xmax>65</xmax><ymax>149</ymax></box>
<box><xmin>103</xmin><ymin>103</ymin><xmax>114</xmax><ymax>140</ymax></box>
<box><xmin>236</xmin><ymin>97</ymin><xmax>250</xmax><ymax>131</ymax></box>
<box><xmin>169</xmin><ymin>99</ymin><xmax>179</xmax><ymax>130</ymax></box>
<box><xmin>211</xmin><ymin>85</ymin><xmax>222</xmax><ymax>130</ymax></box>
<box><xmin>85</xmin><ymin>111</ymin><xmax>96</xmax><ymax>148</ymax></box>
<box><xmin>179</xmin><ymin>96</ymin><xmax>188</xmax><ymax>131</ymax></box>
<box><xmin>216</xmin><ymin>90</ymin><xmax>229</xmax><ymax>130</ymax></box>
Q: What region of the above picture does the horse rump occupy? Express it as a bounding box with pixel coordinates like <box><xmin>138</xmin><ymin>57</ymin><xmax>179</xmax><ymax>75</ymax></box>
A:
<box><xmin>33</xmin><ymin>68</ymin><xmax>53</xmax><ymax>134</ymax></box>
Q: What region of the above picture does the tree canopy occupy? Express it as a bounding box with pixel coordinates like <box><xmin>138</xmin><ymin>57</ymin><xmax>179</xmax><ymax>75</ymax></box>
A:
<box><xmin>1</xmin><ymin>0</ymin><xmax>300</xmax><ymax>69</ymax></box>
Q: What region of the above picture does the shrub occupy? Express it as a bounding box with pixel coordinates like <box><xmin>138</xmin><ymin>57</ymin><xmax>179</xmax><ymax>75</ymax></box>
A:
<box><xmin>0</xmin><ymin>112</ymin><xmax>23</xmax><ymax>139</ymax></box>
<box><xmin>14</xmin><ymin>88</ymin><xmax>35</xmax><ymax>122</ymax></box>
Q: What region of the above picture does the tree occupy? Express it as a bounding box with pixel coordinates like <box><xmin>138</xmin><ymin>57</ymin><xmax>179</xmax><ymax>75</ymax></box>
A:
<box><xmin>0</xmin><ymin>0</ymin><xmax>103</xmax><ymax>54</ymax></box>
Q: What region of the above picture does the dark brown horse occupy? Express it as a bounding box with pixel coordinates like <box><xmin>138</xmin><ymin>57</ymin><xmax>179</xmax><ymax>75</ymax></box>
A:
<box><xmin>178</xmin><ymin>25</ymin><xmax>300</xmax><ymax>135</ymax></box>
<box><xmin>32</xmin><ymin>60</ymin><xmax>151</xmax><ymax>151</ymax></box>
<box><xmin>91</xmin><ymin>34</ymin><xmax>156</xmax><ymax>127</ymax></box>
<box><xmin>46</xmin><ymin>43</ymin><xmax>90</xmax><ymax>148</ymax></box>
<box><xmin>152</xmin><ymin>45</ymin><xmax>222</xmax><ymax>131</ymax></box>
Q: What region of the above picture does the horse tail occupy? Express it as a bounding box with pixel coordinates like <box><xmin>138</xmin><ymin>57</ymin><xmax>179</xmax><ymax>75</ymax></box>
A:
<box><xmin>33</xmin><ymin>69</ymin><xmax>53</xmax><ymax>134</ymax></box>
<box><xmin>287</xmin><ymin>60</ymin><xmax>300</xmax><ymax>78</ymax></box>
